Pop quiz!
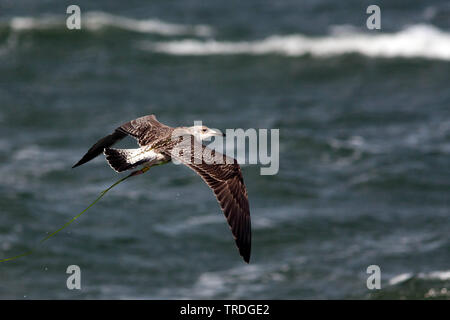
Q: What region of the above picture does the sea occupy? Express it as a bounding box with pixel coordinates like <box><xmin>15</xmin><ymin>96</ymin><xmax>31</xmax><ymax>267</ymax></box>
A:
<box><xmin>0</xmin><ymin>0</ymin><xmax>449</xmax><ymax>299</ymax></box>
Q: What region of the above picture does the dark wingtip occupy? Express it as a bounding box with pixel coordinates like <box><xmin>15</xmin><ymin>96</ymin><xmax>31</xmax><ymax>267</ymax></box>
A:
<box><xmin>71</xmin><ymin>130</ymin><xmax>127</xmax><ymax>170</ymax></box>
<box><xmin>72</xmin><ymin>159</ymin><xmax>85</xmax><ymax>168</ymax></box>
<box><xmin>241</xmin><ymin>248</ymin><xmax>251</xmax><ymax>263</ymax></box>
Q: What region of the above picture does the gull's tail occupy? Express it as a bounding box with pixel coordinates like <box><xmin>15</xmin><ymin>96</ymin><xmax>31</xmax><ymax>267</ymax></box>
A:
<box><xmin>104</xmin><ymin>148</ymin><xmax>149</xmax><ymax>172</ymax></box>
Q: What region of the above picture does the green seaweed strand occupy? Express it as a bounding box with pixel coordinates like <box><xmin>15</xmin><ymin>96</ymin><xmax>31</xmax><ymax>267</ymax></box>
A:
<box><xmin>0</xmin><ymin>168</ymin><xmax>148</xmax><ymax>263</ymax></box>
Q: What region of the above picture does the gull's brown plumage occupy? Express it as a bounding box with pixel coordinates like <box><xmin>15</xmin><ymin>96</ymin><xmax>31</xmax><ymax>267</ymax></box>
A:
<box><xmin>73</xmin><ymin>114</ymin><xmax>252</xmax><ymax>263</ymax></box>
<box><xmin>165</xmin><ymin>138</ymin><xmax>251</xmax><ymax>262</ymax></box>
<box><xmin>72</xmin><ymin>115</ymin><xmax>173</xmax><ymax>168</ymax></box>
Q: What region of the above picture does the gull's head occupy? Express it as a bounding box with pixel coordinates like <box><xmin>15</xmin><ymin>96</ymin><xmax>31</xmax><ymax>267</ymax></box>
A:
<box><xmin>187</xmin><ymin>125</ymin><xmax>224</xmax><ymax>140</ymax></box>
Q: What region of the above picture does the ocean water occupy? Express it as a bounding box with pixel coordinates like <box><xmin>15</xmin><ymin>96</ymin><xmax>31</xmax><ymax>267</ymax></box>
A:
<box><xmin>0</xmin><ymin>1</ymin><xmax>449</xmax><ymax>299</ymax></box>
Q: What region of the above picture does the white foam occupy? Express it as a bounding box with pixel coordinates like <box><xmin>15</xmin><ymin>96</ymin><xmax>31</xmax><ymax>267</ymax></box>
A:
<box><xmin>7</xmin><ymin>12</ymin><xmax>213</xmax><ymax>37</ymax></box>
<box><xmin>83</xmin><ymin>12</ymin><xmax>212</xmax><ymax>36</ymax></box>
<box><xmin>145</xmin><ymin>24</ymin><xmax>450</xmax><ymax>60</ymax></box>
<box><xmin>419</xmin><ymin>270</ymin><xmax>450</xmax><ymax>281</ymax></box>
<box><xmin>389</xmin><ymin>273</ymin><xmax>413</xmax><ymax>285</ymax></box>
<box><xmin>389</xmin><ymin>270</ymin><xmax>450</xmax><ymax>286</ymax></box>
<box><xmin>187</xmin><ymin>264</ymin><xmax>268</xmax><ymax>298</ymax></box>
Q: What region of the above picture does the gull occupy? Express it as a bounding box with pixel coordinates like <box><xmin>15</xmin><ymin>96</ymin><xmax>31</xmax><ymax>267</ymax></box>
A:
<box><xmin>72</xmin><ymin>114</ymin><xmax>251</xmax><ymax>263</ymax></box>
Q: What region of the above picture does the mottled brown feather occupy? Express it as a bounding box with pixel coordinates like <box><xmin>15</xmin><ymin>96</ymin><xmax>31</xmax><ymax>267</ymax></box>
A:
<box><xmin>164</xmin><ymin>139</ymin><xmax>251</xmax><ymax>263</ymax></box>
<box><xmin>117</xmin><ymin>114</ymin><xmax>173</xmax><ymax>147</ymax></box>
<box><xmin>72</xmin><ymin>114</ymin><xmax>173</xmax><ymax>168</ymax></box>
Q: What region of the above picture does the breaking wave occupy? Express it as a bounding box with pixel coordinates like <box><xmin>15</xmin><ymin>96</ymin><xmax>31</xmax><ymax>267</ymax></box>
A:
<box><xmin>144</xmin><ymin>24</ymin><xmax>450</xmax><ymax>60</ymax></box>
<box><xmin>389</xmin><ymin>270</ymin><xmax>450</xmax><ymax>286</ymax></box>
<box><xmin>2</xmin><ymin>11</ymin><xmax>213</xmax><ymax>37</ymax></box>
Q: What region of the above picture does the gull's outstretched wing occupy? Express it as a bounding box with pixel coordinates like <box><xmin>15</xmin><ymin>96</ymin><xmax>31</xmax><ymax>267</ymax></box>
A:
<box><xmin>164</xmin><ymin>141</ymin><xmax>251</xmax><ymax>263</ymax></box>
<box><xmin>72</xmin><ymin>114</ymin><xmax>172</xmax><ymax>168</ymax></box>
<box><xmin>117</xmin><ymin>114</ymin><xmax>173</xmax><ymax>147</ymax></box>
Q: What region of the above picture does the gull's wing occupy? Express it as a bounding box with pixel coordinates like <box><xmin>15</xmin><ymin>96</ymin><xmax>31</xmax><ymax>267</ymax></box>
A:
<box><xmin>165</xmin><ymin>141</ymin><xmax>251</xmax><ymax>263</ymax></box>
<box><xmin>117</xmin><ymin>114</ymin><xmax>173</xmax><ymax>147</ymax></box>
<box><xmin>72</xmin><ymin>114</ymin><xmax>172</xmax><ymax>168</ymax></box>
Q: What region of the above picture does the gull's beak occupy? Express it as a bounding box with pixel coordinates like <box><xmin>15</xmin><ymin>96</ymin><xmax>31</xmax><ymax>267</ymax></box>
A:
<box><xmin>212</xmin><ymin>129</ymin><xmax>225</xmax><ymax>137</ymax></box>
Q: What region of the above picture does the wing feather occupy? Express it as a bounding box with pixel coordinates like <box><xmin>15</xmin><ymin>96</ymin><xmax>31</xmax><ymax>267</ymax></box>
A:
<box><xmin>117</xmin><ymin>114</ymin><xmax>172</xmax><ymax>146</ymax></box>
<box><xmin>165</xmin><ymin>141</ymin><xmax>251</xmax><ymax>263</ymax></box>
<box><xmin>73</xmin><ymin>114</ymin><xmax>172</xmax><ymax>168</ymax></box>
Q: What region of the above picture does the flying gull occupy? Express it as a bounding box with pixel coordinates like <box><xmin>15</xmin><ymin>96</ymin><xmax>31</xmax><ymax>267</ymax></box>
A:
<box><xmin>72</xmin><ymin>115</ymin><xmax>251</xmax><ymax>263</ymax></box>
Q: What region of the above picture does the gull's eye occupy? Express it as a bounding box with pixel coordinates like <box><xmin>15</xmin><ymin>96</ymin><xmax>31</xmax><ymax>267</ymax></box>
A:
<box><xmin>202</xmin><ymin>128</ymin><xmax>207</xmax><ymax>132</ymax></box>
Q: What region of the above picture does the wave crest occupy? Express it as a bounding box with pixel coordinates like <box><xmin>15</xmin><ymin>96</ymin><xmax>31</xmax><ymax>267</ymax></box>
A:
<box><xmin>143</xmin><ymin>24</ymin><xmax>450</xmax><ymax>60</ymax></box>
<box><xmin>389</xmin><ymin>270</ymin><xmax>450</xmax><ymax>286</ymax></box>
<box><xmin>4</xmin><ymin>11</ymin><xmax>213</xmax><ymax>37</ymax></box>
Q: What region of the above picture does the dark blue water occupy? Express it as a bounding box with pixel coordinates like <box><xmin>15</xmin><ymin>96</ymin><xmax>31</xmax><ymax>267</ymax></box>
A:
<box><xmin>0</xmin><ymin>1</ymin><xmax>449</xmax><ymax>299</ymax></box>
